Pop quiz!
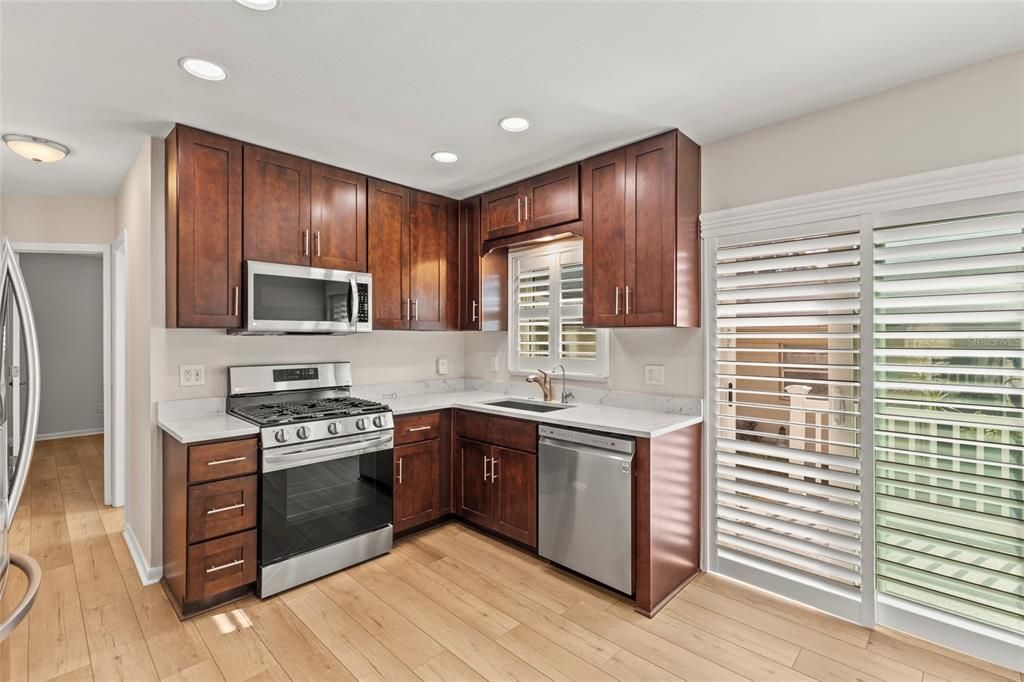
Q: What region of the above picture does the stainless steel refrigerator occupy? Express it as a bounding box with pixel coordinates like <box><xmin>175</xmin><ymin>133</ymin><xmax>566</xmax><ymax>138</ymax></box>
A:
<box><xmin>0</xmin><ymin>238</ymin><xmax>41</xmax><ymax>640</ymax></box>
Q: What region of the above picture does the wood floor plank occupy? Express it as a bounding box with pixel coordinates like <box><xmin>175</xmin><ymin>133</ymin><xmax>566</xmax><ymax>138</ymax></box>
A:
<box><xmin>158</xmin><ymin>658</ymin><xmax>225</xmax><ymax>682</ymax></box>
<box><xmin>867</xmin><ymin>630</ymin><xmax>1018</xmax><ymax>682</ymax></box>
<box><xmin>347</xmin><ymin>560</ymin><xmax>551</xmax><ymax>681</ymax></box>
<box><xmin>316</xmin><ymin>571</ymin><xmax>444</xmax><ymax>669</ymax></box>
<box><xmin>672</xmin><ymin>584</ymin><xmax>923</xmax><ymax>682</ymax></box>
<box><xmin>26</xmin><ymin>563</ymin><xmax>91</xmax><ymax>682</ymax></box>
<box><xmin>495</xmin><ymin>624</ymin><xmax>616</xmax><ymax>682</ymax></box>
<box><xmin>414</xmin><ymin>651</ymin><xmax>486</xmax><ymax>682</ymax></box>
<box><xmin>44</xmin><ymin>666</ymin><xmax>95</xmax><ymax>682</ymax></box>
<box><xmin>281</xmin><ymin>582</ymin><xmax>419</xmax><ymax>682</ymax></box>
<box><xmin>874</xmin><ymin>627</ymin><xmax>1021</xmax><ymax>682</ymax></box>
<box><xmin>793</xmin><ymin>649</ymin><xmax>889</xmax><ymax>682</ymax></box>
<box><xmin>193</xmin><ymin>602</ymin><xmax>289</xmax><ymax>682</ymax></box>
<box><xmin>562</xmin><ymin>601</ymin><xmax>748</xmax><ymax>682</ymax></box>
<box><xmin>244</xmin><ymin>597</ymin><xmax>357</xmax><ymax>681</ymax></box>
<box><xmin>80</xmin><ymin>594</ymin><xmax>160</xmax><ymax>682</ymax></box>
<box><xmin>28</xmin><ymin>475</ymin><xmax>73</xmax><ymax>571</ymax></box>
<box><xmin>425</xmin><ymin>554</ymin><xmax>621</xmax><ymax>667</ymax></box>
<box><xmin>600</xmin><ymin>650</ymin><xmax>681</xmax><ymax>682</ymax></box>
<box><xmin>2</xmin><ymin>493</ymin><xmax>32</xmax><ymax>682</ymax></box>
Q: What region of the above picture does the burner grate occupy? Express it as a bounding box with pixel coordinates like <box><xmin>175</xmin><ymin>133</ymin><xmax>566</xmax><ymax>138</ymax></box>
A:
<box><xmin>231</xmin><ymin>396</ymin><xmax>387</xmax><ymax>425</ymax></box>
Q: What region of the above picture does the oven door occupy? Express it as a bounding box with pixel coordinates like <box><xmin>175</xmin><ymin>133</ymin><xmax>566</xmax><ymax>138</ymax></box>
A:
<box><xmin>243</xmin><ymin>260</ymin><xmax>372</xmax><ymax>334</ymax></box>
<box><xmin>260</xmin><ymin>431</ymin><xmax>393</xmax><ymax>567</ymax></box>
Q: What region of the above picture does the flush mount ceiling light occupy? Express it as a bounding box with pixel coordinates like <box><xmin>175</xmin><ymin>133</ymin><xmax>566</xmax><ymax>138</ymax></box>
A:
<box><xmin>499</xmin><ymin>116</ymin><xmax>530</xmax><ymax>133</ymax></box>
<box><xmin>235</xmin><ymin>0</ymin><xmax>279</xmax><ymax>10</ymax></box>
<box><xmin>431</xmin><ymin>150</ymin><xmax>458</xmax><ymax>163</ymax></box>
<box><xmin>2</xmin><ymin>134</ymin><xmax>70</xmax><ymax>163</ymax></box>
<box><xmin>178</xmin><ymin>57</ymin><xmax>228</xmax><ymax>81</ymax></box>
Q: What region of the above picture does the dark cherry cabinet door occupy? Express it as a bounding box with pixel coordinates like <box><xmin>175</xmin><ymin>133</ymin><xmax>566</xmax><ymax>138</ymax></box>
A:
<box><xmin>409</xmin><ymin>191</ymin><xmax>455</xmax><ymax>331</ymax></box>
<box><xmin>167</xmin><ymin>126</ymin><xmax>243</xmax><ymax>328</ymax></box>
<box><xmin>458</xmin><ymin>197</ymin><xmax>482</xmax><ymax>331</ymax></box>
<box><xmin>243</xmin><ymin>145</ymin><xmax>312</xmax><ymax>266</ymax></box>
<box><xmin>311</xmin><ymin>162</ymin><xmax>367</xmax><ymax>272</ymax></box>
<box><xmin>491</xmin><ymin>447</ymin><xmax>537</xmax><ymax>547</ymax></box>
<box><xmin>624</xmin><ymin>133</ymin><xmax>677</xmax><ymax>327</ymax></box>
<box><xmin>367</xmin><ymin>179</ymin><xmax>410</xmax><ymax>329</ymax></box>
<box><xmin>524</xmin><ymin>164</ymin><xmax>579</xmax><ymax>231</ymax></box>
<box><xmin>394</xmin><ymin>439</ymin><xmax>440</xmax><ymax>533</ymax></box>
<box><xmin>455</xmin><ymin>438</ymin><xmax>492</xmax><ymax>528</ymax></box>
<box><xmin>582</xmin><ymin>147</ymin><xmax>627</xmax><ymax>327</ymax></box>
<box><xmin>481</xmin><ymin>183</ymin><xmax>522</xmax><ymax>240</ymax></box>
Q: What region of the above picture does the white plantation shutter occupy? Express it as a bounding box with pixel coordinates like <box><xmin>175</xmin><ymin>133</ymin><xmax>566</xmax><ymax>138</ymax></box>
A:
<box><xmin>510</xmin><ymin>240</ymin><xmax>607</xmax><ymax>377</ymax></box>
<box><xmin>872</xmin><ymin>200</ymin><xmax>1024</xmax><ymax>635</ymax></box>
<box><xmin>711</xmin><ymin>217</ymin><xmax>867</xmax><ymax>621</ymax></box>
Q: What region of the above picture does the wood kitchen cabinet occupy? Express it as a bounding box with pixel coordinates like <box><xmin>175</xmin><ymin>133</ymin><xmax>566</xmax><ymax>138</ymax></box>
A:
<box><xmin>582</xmin><ymin>130</ymin><xmax>700</xmax><ymax>328</ymax></box>
<box><xmin>311</xmin><ymin>162</ymin><xmax>367</xmax><ymax>271</ymax></box>
<box><xmin>454</xmin><ymin>410</ymin><xmax>538</xmax><ymax>548</ymax></box>
<box><xmin>165</xmin><ymin>125</ymin><xmax>244</xmax><ymax>328</ymax></box>
<box><xmin>393</xmin><ymin>411</ymin><xmax>452</xmax><ymax>534</ymax></box>
<box><xmin>481</xmin><ymin>164</ymin><xmax>580</xmax><ymax>241</ymax></box>
<box><xmin>367</xmin><ymin>179</ymin><xmax>457</xmax><ymax>330</ymax></box>
<box><xmin>458</xmin><ymin>196</ymin><xmax>507</xmax><ymax>331</ymax></box>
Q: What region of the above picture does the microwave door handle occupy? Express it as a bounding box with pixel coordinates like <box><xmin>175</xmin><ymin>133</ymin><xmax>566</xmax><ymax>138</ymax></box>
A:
<box><xmin>348</xmin><ymin>275</ymin><xmax>357</xmax><ymax>326</ymax></box>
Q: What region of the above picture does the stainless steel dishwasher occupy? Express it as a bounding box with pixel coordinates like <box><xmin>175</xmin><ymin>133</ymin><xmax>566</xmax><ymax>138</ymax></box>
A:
<box><xmin>538</xmin><ymin>424</ymin><xmax>635</xmax><ymax>594</ymax></box>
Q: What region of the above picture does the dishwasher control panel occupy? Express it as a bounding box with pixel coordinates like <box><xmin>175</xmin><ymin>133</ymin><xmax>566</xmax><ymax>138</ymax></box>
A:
<box><xmin>538</xmin><ymin>424</ymin><xmax>635</xmax><ymax>454</ymax></box>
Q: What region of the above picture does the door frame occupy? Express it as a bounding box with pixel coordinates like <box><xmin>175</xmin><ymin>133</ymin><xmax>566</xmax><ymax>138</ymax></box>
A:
<box><xmin>11</xmin><ymin>240</ymin><xmax>124</xmax><ymax>507</ymax></box>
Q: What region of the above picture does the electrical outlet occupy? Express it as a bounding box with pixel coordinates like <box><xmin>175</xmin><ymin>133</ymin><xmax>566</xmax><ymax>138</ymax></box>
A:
<box><xmin>436</xmin><ymin>356</ymin><xmax>449</xmax><ymax>375</ymax></box>
<box><xmin>179</xmin><ymin>364</ymin><xmax>206</xmax><ymax>387</ymax></box>
<box><xmin>644</xmin><ymin>364</ymin><xmax>665</xmax><ymax>386</ymax></box>
<box><xmin>489</xmin><ymin>355</ymin><xmax>500</xmax><ymax>372</ymax></box>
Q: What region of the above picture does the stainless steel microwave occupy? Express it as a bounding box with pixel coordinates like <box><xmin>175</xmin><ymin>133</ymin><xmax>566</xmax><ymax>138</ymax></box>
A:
<box><xmin>236</xmin><ymin>261</ymin><xmax>372</xmax><ymax>335</ymax></box>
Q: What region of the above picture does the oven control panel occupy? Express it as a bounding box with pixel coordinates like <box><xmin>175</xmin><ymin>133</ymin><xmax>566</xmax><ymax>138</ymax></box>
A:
<box><xmin>261</xmin><ymin>412</ymin><xmax>395</xmax><ymax>449</ymax></box>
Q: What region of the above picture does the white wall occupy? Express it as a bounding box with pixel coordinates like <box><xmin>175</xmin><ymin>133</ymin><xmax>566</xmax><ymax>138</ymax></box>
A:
<box><xmin>1</xmin><ymin>196</ymin><xmax>116</xmax><ymax>244</ymax></box>
<box><xmin>21</xmin><ymin>253</ymin><xmax>104</xmax><ymax>436</ymax></box>
<box><xmin>465</xmin><ymin>329</ymin><xmax>704</xmax><ymax>398</ymax></box>
<box><xmin>701</xmin><ymin>51</ymin><xmax>1024</xmax><ymax>212</ymax></box>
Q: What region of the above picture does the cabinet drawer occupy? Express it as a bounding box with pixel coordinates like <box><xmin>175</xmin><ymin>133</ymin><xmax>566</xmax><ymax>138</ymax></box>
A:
<box><xmin>188</xmin><ymin>438</ymin><xmax>257</xmax><ymax>484</ymax></box>
<box><xmin>455</xmin><ymin>410</ymin><xmax>537</xmax><ymax>454</ymax></box>
<box><xmin>186</xmin><ymin>529</ymin><xmax>257</xmax><ymax>603</ymax></box>
<box><xmin>187</xmin><ymin>475</ymin><xmax>257</xmax><ymax>544</ymax></box>
<box><xmin>394</xmin><ymin>411</ymin><xmax>442</xmax><ymax>445</ymax></box>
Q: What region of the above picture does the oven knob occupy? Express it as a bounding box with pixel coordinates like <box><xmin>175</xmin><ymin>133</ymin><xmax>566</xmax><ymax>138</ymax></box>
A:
<box><xmin>355</xmin><ymin>418</ymin><xmax>367</xmax><ymax>431</ymax></box>
<box><xmin>297</xmin><ymin>426</ymin><xmax>310</xmax><ymax>440</ymax></box>
<box><xmin>274</xmin><ymin>429</ymin><xmax>288</xmax><ymax>443</ymax></box>
<box><xmin>373</xmin><ymin>415</ymin><xmax>385</xmax><ymax>428</ymax></box>
<box><xmin>327</xmin><ymin>422</ymin><xmax>340</xmax><ymax>435</ymax></box>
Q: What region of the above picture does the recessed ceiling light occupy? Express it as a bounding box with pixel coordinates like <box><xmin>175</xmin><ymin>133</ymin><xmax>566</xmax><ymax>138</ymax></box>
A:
<box><xmin>236</xmin><ymin>0</ymin><xmax>279</xmax><ymax>10</ymax></box>
<box><xmin>2</xmin><ymin>134</ymin><xmax>70</xmax><ymax>163</ymax></box>
<box><xmin>499</xmin><ymin>116</ymin><xmax>530</xmax><ymax>133</ymax></box>
<box><xmin>431</xmin><ymin>151</ymin><xmax>458</xmax><ymax>163</ymax></box>
<box><xmin>178</xmin><ymin>57</ymin><xmax>228</xmax><ymax>81</ymax></box>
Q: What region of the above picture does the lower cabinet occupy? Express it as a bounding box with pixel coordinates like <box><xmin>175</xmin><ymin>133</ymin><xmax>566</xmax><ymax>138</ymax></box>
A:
<box><xmin>394</xmin><ymin>438</ymin><xmax>441</xmax><ymax>533</ymax></box>
<box><xmin>455</xmin><ymin>437</ymin><xmax>537</xmax><ymax>548</ymax></box>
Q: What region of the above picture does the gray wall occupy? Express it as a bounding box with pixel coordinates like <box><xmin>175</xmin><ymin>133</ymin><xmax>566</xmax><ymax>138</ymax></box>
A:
<box><xmin>21</xmin><ymin>253</ymin><xmax>104</xmax><ymax>437</ymax></box>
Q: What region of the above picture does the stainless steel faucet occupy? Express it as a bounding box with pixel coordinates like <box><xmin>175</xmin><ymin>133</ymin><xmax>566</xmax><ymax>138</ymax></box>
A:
<box><xmin>552</xmin><ymin>364</ymin><xmax>575</xmax><ymax>404</ymax></box>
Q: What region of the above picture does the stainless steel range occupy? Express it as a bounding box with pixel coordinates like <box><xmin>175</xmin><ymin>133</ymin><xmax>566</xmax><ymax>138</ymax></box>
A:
<box><xmin>227</xmin><ymin>362</ymin><xmax>393</xmax><ymax>598</ymax></box>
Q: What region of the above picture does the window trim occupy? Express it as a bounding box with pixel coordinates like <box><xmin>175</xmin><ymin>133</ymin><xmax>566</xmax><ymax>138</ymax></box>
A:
<box><xmin>507</xmin><ymin>239</ymin><xmax>610</xmax><ymax>381</ymax></box>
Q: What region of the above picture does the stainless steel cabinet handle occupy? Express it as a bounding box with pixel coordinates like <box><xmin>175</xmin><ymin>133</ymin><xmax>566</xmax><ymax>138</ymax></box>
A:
<box><xmin>397</xmin><ymin>457</ymin><xmax>403</xmax><ymax>484</ymax></box>
<box><xmin>483</xmin><ymin>456</ymin><xmax>490</xmax><ymax>482</ymax></box>
<box><xmin>413</xmin><ymin>299</ymin><xmax>419</xmax><ymax>321</ymax></box>
<box><xmin>206</xmin><ymin>502</ymin><xmax>245</xmax><ymax>515</ymax></box>
<box><xmin>517</xmin><ymin>198</ymin><xmax>522</xmax><ymax>223</ymax></box>
<box><xmin>491</xmin><ymin>457</ymin><xmax>499</xmax><ymax>482</ymax></box>
<box><xmin>472</xmin><ymin>299</ymin><xmax>478</xmax><ymax>322</ymax></box>
<box><xmin>208</xmin><ymin>456</ymin><xmax>246</xmax><ymax>467</ymax></box>
<box><xmin>405</xmin><ymin>298</ymin><xmax>411</xmax><ymax>321</ymax></box>
<box><xmin>625</xmin><ymin>285</ymin><xmax>631</xmax><ymax>315</ymax></box>
<box><xmin>206</xmin><ymin>558</ymin><xmax>244</xmax><ymax>574</ymax></box>
<box><xmin>614</xmin><ymin>286</ymin><xmax>620</xmax><ymax>315</ymax></box>
<box><xmin>233</xmin><ymin>286</ymin><xmax>240</xmax><ymax>317</ymax></box>
<box><xmin>315</xmin><ymin>230</ymin><xmax>321</xmax><ymax>257</ymax></box>
<box><xmin>302</xmin><ymin>230</ymin><xmax>310</xmax><ymax>256</ymax></box>
<box><xmin>524</xmin><ymin>196</ymin><xmax>529</xmax><ymax>222</ymax></box>
<box><xmin>408</xmin><ymin>425</ymin><xmax>432</xmax><ymax>432</ymax></box>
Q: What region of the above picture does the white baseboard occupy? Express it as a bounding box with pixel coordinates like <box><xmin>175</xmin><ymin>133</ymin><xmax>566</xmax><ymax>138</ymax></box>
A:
<box><xmin>124</xmin><ymin>522</ymin><xmax>162</xmax><ymax>586</ymax></box>
<box><xmin>36</xmin><ymin>427</ymin><xmax>103</xmax><ymax>441</ymax></box>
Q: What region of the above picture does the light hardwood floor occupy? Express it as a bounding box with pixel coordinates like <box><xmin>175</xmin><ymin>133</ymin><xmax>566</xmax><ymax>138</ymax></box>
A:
<box><xmin>1</xmin><ymin>435</ymin><xmax>1019</xmax><ymax>682</ymax></box>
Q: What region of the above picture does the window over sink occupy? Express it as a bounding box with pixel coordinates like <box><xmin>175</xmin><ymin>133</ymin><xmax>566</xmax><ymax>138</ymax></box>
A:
<box><xmin>508</xmin><ymin>239</ymin><xmax>609</xmax><ymax>379</ymax></box>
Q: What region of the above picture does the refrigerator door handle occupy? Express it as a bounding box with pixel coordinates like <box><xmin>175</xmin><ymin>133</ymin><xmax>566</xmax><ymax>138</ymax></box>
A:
<box><xmin>1</xmin><ymin>240</ymin><xmax>41</xmax><ymax>530</ymax></box>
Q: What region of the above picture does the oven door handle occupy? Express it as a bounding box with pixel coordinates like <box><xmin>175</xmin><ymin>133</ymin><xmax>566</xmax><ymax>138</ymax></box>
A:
<box><xmin>262</xmin><ymin>432</ymin><xmax>394</xmax><ymax>473</ymax></box>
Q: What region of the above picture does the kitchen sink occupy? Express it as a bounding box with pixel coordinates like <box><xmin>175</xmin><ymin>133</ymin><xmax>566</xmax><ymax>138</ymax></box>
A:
<box><xmin>485</xmin><ymin>399</ymin><xmax>575</xmax><ymax>413</ymax></box>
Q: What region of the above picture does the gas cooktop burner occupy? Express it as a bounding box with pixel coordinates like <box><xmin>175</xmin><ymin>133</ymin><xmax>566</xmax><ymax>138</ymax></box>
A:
<box><xmin>231</xmin><ymin>396</ymin><xmax>388</xmax><ymax>426</ymax></box>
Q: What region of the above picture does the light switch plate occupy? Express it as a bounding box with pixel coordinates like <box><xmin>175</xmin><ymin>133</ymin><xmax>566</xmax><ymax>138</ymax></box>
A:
<box><xmin>644</xmin><ymin>364</ymin><xmax>665</xmax><ymax>386</ymax></box>
<box><xmin>179</xmin><ymin>364</ymin><xmax>206</xmax><ymax>387</ymax></box>
<box><xmin>436</xmin><ymin>356</ymin><xmax>449</xmax><ymax>375</ymax></box>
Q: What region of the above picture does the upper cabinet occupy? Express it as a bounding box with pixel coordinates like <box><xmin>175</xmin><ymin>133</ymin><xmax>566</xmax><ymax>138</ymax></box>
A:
<box><xmin>481</xmin><ymin>164</ymin><xmax>580</xmax><ymax>241</ymax></box>
<box><xmin>367</xmin><ymin>179</ymin><xmax>458</xmax><ymax>331</ymax></box>
<box><xmin>582</xmin><ymin>130</ymin><xmax>700</xmax><ymax>328</ymax></box>
<box><xmin>311</xmin><ymin>162</ymin><xmax>367</xmax><ymax>272</ymax></box>
<box><xmin>458</xmin><ymin>196</ymin><xmax>507</xmax><ymax>332</ymax></box>
<box><xmin>166</xmin><ymin>125</ymin><xmax>244</xmax><ymax>329</ymax></box>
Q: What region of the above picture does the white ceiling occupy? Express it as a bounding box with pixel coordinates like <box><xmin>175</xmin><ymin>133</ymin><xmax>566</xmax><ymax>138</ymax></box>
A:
<box><xmin>2</xmin><ymin>1</ymin><xmax>1022</xmax><ymax>198</ymax></box>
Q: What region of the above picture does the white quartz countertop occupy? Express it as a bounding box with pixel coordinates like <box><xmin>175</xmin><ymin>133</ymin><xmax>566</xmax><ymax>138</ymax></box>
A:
<box><xmin>158</xmin><ymin>398</ymin><xmax>259</xmax><ymax>444</ymax></box>
<box><xmin>386</xmin><ymin>390</ymin><xmax>703</xmax><ymax>439</ymax></box>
